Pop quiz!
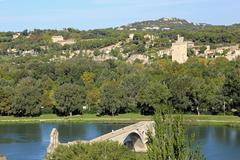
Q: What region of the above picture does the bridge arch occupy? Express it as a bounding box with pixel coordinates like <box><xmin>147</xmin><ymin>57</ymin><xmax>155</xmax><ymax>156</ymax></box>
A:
<box><xmin>123</xmin><ymin>132</ymin><xmax>145</xmax><ymax>152</ymax></box>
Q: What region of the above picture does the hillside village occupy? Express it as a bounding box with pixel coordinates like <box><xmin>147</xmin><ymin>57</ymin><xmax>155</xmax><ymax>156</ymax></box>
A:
<box><xmin>1</xmin><ymin>18</ymin><xmax>240</xmax><ymax>64</ymax></box>
<box><xmin>1</xmin><ymin>33</ymin><xmax>239</xmax><ymax>65</ymax></box>
<box><xmin>5</xmin><ymin>32</ymin><xmax>240</xmax><ymax>64</ymax></box>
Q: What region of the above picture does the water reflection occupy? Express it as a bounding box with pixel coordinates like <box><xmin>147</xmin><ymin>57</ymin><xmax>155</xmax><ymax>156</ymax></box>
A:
<box><xmin>0</xmin><ymin>124</ymin><xmax>41</xmax><ymax>143</ymax></box>
<box><xmin>212</xmin><ymin>127</ymin><xmax>240</xmax><ymax>146</ymax></box>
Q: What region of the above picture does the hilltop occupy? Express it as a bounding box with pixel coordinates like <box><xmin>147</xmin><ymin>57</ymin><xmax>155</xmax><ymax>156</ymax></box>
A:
<box><xmin>118</xmin><ymin>17</ymin><xmax>211</xmax><ymax>31</ymax></box>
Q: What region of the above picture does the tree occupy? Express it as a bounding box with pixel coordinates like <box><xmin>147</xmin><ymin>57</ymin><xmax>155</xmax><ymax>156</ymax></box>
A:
<box><xmin>147</xmin><ymin>109</ymin><xmax>205</xmax><ymax>160</ymax></box>
<box><xmin>199</xmin><ymin>46</ymin><xmax>207</xmax><ymax>54</ymax></box>
<box><xmin>12</xmin><ymin>77</ymin><xmax>42</xmax><ymax>117</ymax></box>
<box><xmin>222</xmin><ymin>69</ymin><xmax>240</xmax><ymax>114</ymax></box>
<box><xmin>121</xmin><ymin>74</ymin><xmax>146</xmax><ymax>112</ymax></box>
<box><xmin>22</xmin><ymin>29</ymin><xmax>29</xmax><ymax>36</ymax></box>
<box><xmin>81</xmin><ymin>71</ymin><xmax>95</xmax><ymax>88</ymax></box>
<box><xmin>40</xmin><ymin>76</ymin><xmax>57</xmax><ymax>113</ymax></box>
<box><xmin>168</xmin><ymin>75</ymin><xmax>207</xmax><ymax>114</ymax></box>
<box><xmin>137</xmin><ymin>81</ymin><xmax>171</xmax><ymax>115</ymax></box>
<box><xmin>100</xmin><ymin>81</ymin><xmax>125</xmax><ymax>116</ymax></box>
<box><xmin>0</xmin><ymin>86</ymin><xmax>14</xmax><ymax>115</ymax></box>
<box><xmin>86</xmin><ymin>87</ymin><xmax>101</xmax><ymax>113</ymax></box>
<box><xmin>55</xmin><ymin>83</ymin><xmax>85</xmax><ymax>116</ymax></box>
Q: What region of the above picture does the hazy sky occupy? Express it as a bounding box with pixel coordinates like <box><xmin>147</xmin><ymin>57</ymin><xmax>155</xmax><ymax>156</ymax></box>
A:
<box><xmin>0</xmin><ymin>0</ymin><xmax>239</xmax><ymax>31</ymax></box>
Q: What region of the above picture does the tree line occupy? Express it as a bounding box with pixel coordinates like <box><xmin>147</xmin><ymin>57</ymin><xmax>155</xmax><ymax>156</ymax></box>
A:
<box><xmin>0</xmin><ymin>55</ymin><xmax>240</xmax><ymax>117</ymax></box>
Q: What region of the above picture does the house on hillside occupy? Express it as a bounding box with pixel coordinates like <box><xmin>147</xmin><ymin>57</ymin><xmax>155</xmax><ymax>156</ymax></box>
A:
<box><xmin>52</xmin><ymin>36</ymin><xmax>75</xmax><ymax>46</ymax></box>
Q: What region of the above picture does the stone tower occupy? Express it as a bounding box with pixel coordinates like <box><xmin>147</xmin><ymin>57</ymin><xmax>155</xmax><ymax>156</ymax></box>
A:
<box><xmin>171</xmin><ymin>35</ymin><xmax>188</xmax><ymax>64</ymax></box>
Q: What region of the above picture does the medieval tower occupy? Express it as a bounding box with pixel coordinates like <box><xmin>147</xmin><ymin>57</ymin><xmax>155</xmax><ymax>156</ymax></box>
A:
<box><xmin>171</xmin><ymin>35</ymin><xmax>189</xmax><ymax>64</ymax></box>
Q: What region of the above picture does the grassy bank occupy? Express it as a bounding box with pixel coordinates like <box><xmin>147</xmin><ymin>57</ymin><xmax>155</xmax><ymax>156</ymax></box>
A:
<box><xmin>0</xmin><ymin>114</ymin><xmax>240</xmax><ymax>126</ymax></box>
<box><xmin>0</xmin><ymin>113</ymin><xmax>151</xmax><ymax>124</ymax></box>
<box><xmin>183</xmin><ymin>115</ymin><xmax>240</xmax><ymax>126</ymax></box>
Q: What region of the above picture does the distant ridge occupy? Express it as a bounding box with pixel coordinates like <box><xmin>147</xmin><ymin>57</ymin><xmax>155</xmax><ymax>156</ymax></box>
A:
<box><xmin>118</xmin><ymin>17</ymin><xmax>212</xmax><ymax>30</ymax></box>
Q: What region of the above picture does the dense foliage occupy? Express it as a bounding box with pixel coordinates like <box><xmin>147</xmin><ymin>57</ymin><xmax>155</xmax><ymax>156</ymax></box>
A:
<box><xmin>47</xmin><ymin>141</ymin><xmax>140</xmax><ymax>160</ymax></box>
<box><xmin>0</xmin><ymin>54</ymin><xmax>240</xmax><ymax>117</ymax></box>
<box><xmin>1</xmin><ymin>23</ymin><xmax>240</xmax><ymax>117</ymax></box>
<box><xmin>147</xmin><ymin>109</ymin><xmax>205</xmax><ymax>160</ymax></box>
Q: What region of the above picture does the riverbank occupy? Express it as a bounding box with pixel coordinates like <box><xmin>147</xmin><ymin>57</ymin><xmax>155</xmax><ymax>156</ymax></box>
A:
<box><xmin>0</xmin><ymin>114</ymin><xmax>240</xmax><ymax>126</ymax></box>
<box><xmin>0</xmin><ymin>113</ymin><xmax>150</xmax><ymax>124</ymax></box>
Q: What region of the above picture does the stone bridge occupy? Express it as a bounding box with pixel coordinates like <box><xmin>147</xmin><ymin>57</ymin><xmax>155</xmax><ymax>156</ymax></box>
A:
<box><xmin>47</xmin><ymin>121</ymin><xmax>154</xmax><ymax>153</ymax></box>
<box><xmin>90</xmin><ymin>121</ymin><xmax>154</xmax><ymax>152</ymax></box>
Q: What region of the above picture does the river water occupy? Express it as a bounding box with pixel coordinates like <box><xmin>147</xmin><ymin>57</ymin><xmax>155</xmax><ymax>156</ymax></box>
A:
<box><xmin>0</xmin><ymin>123</ymin><xmax>240</xmax><ymax>160</ymax></box>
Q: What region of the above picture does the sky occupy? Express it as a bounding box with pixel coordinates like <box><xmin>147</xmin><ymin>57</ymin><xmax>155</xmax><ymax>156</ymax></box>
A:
<box><xmin>0</xmin><ymin>0</ymin><xmax>239</xmax><ymax>31</ymax></box>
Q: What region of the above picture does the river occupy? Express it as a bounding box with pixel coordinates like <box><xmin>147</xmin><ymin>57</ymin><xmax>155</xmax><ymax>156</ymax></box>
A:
<box><xmin>0</xmin><ymin>123</ymin><xmax>240</xmax><ymax>160</ymax></box>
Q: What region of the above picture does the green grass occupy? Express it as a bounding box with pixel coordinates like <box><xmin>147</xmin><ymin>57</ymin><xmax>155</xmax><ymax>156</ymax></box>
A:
<box><xmin>0</xmin><ymin>113</ymin><xmax>152</xmax><ymax>124</ymax></box>
<box><xmin>0</xmin><ymin>113</ymin><xmax>240</xmax><ymax>126</ymax></box>
<box><xmin>183</xmin><ymin>114</ymin><xmax>240</xmax><ymax>126</ymax></box>
<box><xmin>135</xmin><ymin>153</ymin><xmax>147</xmax><ymax>160</ymax></box>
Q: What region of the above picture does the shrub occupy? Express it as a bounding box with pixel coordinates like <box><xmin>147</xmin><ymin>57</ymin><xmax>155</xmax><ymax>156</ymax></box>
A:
<box><xmin>47</xmin><ymin>141</ymin><xmax>138</xmax><ymax>160</ymax></box>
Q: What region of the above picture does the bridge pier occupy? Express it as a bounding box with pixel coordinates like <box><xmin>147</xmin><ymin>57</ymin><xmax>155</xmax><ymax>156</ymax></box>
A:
<box><xmin>47</xmin><ymin>128</ymin><xmax>59</xmax><ymax>153</ymax></box>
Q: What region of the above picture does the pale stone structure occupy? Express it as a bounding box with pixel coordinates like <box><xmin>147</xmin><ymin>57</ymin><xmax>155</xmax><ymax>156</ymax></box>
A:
<box><xmin>90</xmin><ymin>121</ymin><xmax>154</xmax><ymax>152</ymax></box>
<box><xmin>127</xmin><ymin>54</ymin><xmax>149</xmax><ymax>64</ymax></box>
<box><xmin>129</xmin><ymin>28</ymin><xmax>137</xmax><ymax>31</ymax></box>
<box><xmin>144</xmin><ymin>34</ymin><xmax>155</xmax><ymax>41</ymax></box>
<box><xmin>47</xmin><ymin>121</ymin><xmax>155</xmax><ymax>153</ymax></box>
<box><xmin>204</xmin><ymin>44</ymin><xmax>240</xmax><ymax>60</ymax></box>
<box><xmin>93</xmin><ymin>54</ymin><xmax>117</xmax><ymax>62</ymax></box>
<box><xmin>59</xmin><ymin>39</ymin><xmax>75</xmax><ymax>46</ymax></box>
<box><xmin>171</xmin><ymin>35</ymin><xmax>189</xmax><ymax>64</ymax></box>
<box><xmin>143</xmin><ymin>26</ymin><xmax>160</xmax><ymax>31</ymax></box>
<box><xmin>158</xmin><ymin>49</ymin><xmax>172</xmax><ymax>57</ymax></box>
<box><xmin>99</xmin><ymin>42</ymin><xmax>122</xmax><ymax>54</ymax></box>
<box><xmin>129</xmin><ymin>34</ymin><xmax>135</xmax><ymax>41</ymax></box>
<box><xmin>161</xmin><ymin>27</ymin><xmax>171</xmax><ymax>31</ymax></box>
<box><xmin>116</xmin><ymin>27</ymin><xmax>124</xmax><ymax>31</ymax></box>
<box><xmin>186</xmin><ymin>41</ymin><xmax>195</xmax><ymax>48</ymax></box>
<box><xmin>52</xmin><ymin>36</ymin><xmax>64</xmax><ymax>43</ymax></box>
<box><xmin>226</xmin><ymin>49</ymin><xmax>240</xmax><ymax>61</ymax></box>
<box><xmin>12</xmin><ymin>33</ymin><xmax>20</xmax><ymax>39</ymax></box>
<box><xmin>144</xmin><ymin>34</ymin><xmax>156</xmax><ymax>49</ymax></box>
<box><xmin>0</xmin><ymin>155</ymin><xmax>7</xmax><ymax>160</ymax></box>
<box><xmin>47</xmin><ymin>128</ymin><xmax>59</xmax><ymax>153</ymax></box>
<box><xmin>52</xmin><ymin>36</ymin><xmax>75</xmax><ymax>46</ymax></box>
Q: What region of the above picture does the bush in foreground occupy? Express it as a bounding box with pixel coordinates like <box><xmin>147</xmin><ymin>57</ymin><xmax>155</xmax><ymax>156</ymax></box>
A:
<box><xmin>47</xmin><ymin>141</ymin><xmax>139</xmax><ymax>160</ymax></box>
<box><xmin>147</xmin><ymin>109</ymin><xmax>206</xmax><ymax>160</ymax></box>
